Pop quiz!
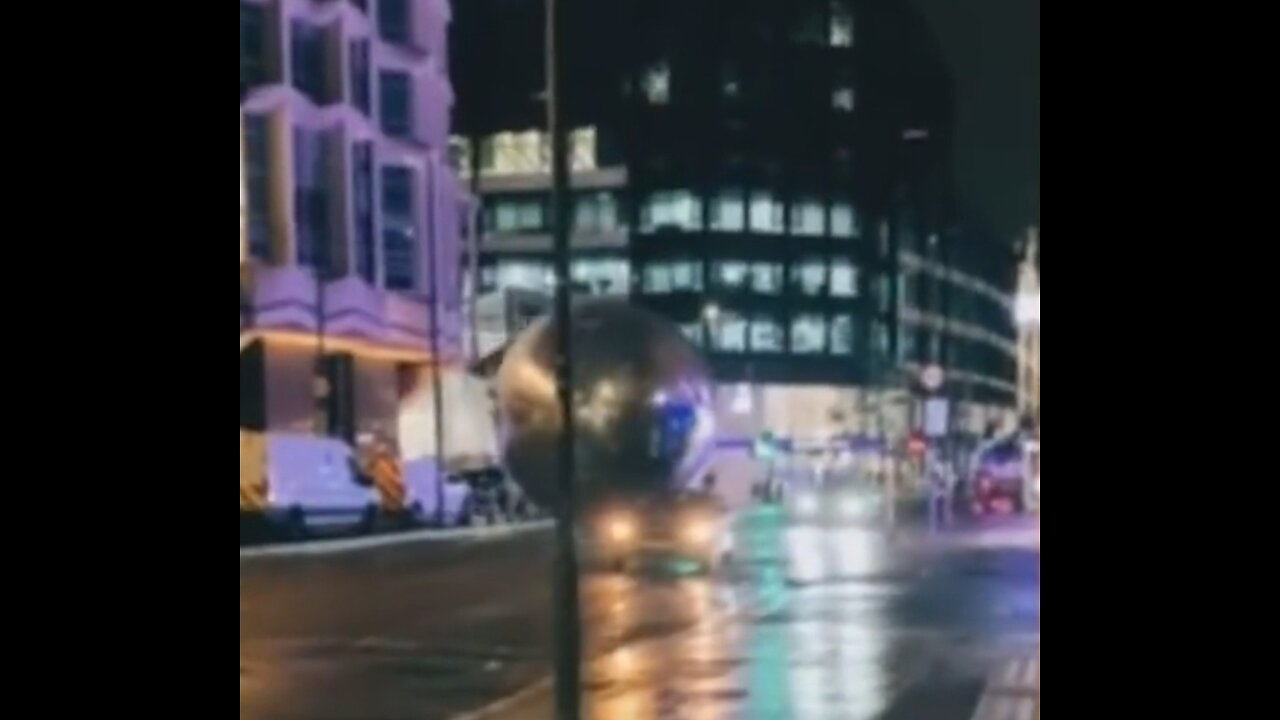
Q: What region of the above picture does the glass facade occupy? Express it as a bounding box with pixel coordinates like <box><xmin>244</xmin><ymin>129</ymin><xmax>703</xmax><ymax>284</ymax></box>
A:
<box><xmin>575</xmin><ymin>191</ymin><xmax>620</xmax><ymax>232</ymax></box>
<box><xmin>291</xmin><ymin>21</ymin><xmax>328</xmax><ymax>104</ymax></box>
<box><xmin>831</xmin><ymin>315</ymin><xmax>855</xmax><ymax>355</ymax></box>
<box><xmin>831</xmin><ymin>259</ymin><xmax>858</xmax><ymax>297</ymax></box>
<box><xmin>749</xmin><ymin>191</ymin><xmax>785</xmax><ymax>234</ymax></box>
<box><xmin>243</xmin><ymin>115</ymin><xmax>271</xmax><ymax>261</ymax></box>
<box><xmin>711</xmin><ymin>189</ymin><xmax>746</xmax><ymax>232</ymax></box>
<box><xmin>571</xmin><ymin>258</ymin><xmax>630</xmax><ymax>295</ymax></box>
<box><xmin>489</xmin><ymin>196</ymin><xmax>545</xmax><ymax>233</ymax></box>
<box><xmin>750</xmin><ymin>262</ymin><xmax>784</xmax><ymax>294</ymax></box>
<box><xmin>644</xmin><ymin>260</ymin><xmax>702</xmax><ymax>294</ymax></box>
<box><xmin>791</xmin><ymin>314</ymin><xmax>826</xmax><ymax>354</ymax></box>
<box><xmin>751</xmin><ymin>315</ymin><xmax>784</xmax><ymax>353</ymax></box>
<box><xmin>713</xmin><ymin>260</ymin><xmax>750</xmax><ymax>290</ymax></box>
<box><xmin>791</xmin><ymin>198</ymin><xmax>825</xmax><ymax>236</ymax></box>
<box><xmin>641</xmin><ymin>191</ymin><xmax>703</xmax><ymax>232</ymax></box>
<box><xmin>792</xmin><ymin>258</ymin><xmax>828</xmax><ymax>296</ymax></box>
<box><xmin>831</xmin><ymin>202</ymin><xmax>858</xmax><ymax>238</ymax></box>
<box><xmin>715</xmin><ymin>313</ymin><xmax>748</xmax><ymax>352</ymax></box>
<box><xmin>381</xmin><ymin>166</ymin><xmax>416</xmax><ymax>290</ymax></box>
<box><xmin>293</xmin><ymin>128</ymin><xmax>333</xmax><ymax>268</ymax></box>
<box><xmin>379</xmin><ymin>71</ymin><xmax>413</xmax><ymax>139</ymax></box>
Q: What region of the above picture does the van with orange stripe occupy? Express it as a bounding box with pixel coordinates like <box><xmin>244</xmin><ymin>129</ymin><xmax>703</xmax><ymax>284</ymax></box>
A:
<box><xmin>240</xmin><ymin>432</ymin><xmax>379</xmax><ymax>538</ymax></box>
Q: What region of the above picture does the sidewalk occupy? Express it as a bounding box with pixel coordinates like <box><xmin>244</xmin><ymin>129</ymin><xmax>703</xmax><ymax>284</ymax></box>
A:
<box><xmin>973</xmin><ymin>650</ymin><xmax>1039</xmax><ymax>720</ymax></box>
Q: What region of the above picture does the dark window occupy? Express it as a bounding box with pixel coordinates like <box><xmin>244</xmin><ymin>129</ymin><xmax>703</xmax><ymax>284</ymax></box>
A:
<box><xmin>240</xmin><ymin>3</ymin><xmax>265</xmax><ymax>96</ymax></box>
<box><xmin>348</xmin><ymin>0</ymin><xmax>368</xmax><ymax>11</ymax></box>
<box><xmin>349</xmin><ymin>40</ymin><xmax>371</xmax><ymax>116</ymax></box>
<box><xmin>378</xmin><ymin>0</ymin><xmax>411</xmax><ymax>45</ymax></box>
<box><xmin>379</xmin><ymin>71</ymin><xmax>413</xmax><ymax>139</ymax></box>
<box><xmin>381</xmin><ymin>166</ymin><xmax>416</xmax><ymax>290</ymax></box>
<box><xmin>243</xmin><ymin>115</ymin><xmax>272</xmax><ymax>261</ymax></box>
<box><xmin>352</xmin><ymin>142</ymin><xmax>376</xmax><ymax>283</ymax></box>
<box><xmin>293</xmin><ymin>128</ymin><xmax>333</xmax><ymax>269</ymax></box>
<box><xmin>291</xmin><ymin>21</ymin><xmax>327</xmax><ymax>104</ymax></box>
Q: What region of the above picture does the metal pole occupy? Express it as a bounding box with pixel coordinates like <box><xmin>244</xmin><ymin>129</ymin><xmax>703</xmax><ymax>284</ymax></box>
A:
<box><xmin>547</xmin><ymin>0</ymin><xmax>582</xmax><ymax>717</ymax></box>
<box><xmin>427</xmin><ymin>162</ymin><xmax>448</xmax><ymax>526</ymax></box>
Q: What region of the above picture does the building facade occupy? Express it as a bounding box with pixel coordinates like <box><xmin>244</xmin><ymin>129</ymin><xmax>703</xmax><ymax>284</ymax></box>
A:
<box><xmin>239</xmin><ymin>0</ymin><xmax>490</xmax><ymax>464</ymax></box>
<box><xmin>450</xmin><ymin>0</ymin><xmax>1020</xmax><ymax>485</ymax></box>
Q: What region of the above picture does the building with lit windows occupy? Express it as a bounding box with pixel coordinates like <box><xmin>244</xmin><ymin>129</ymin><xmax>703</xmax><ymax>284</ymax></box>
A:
<box><xmin>451</xmin><ymin>0</ymin><xmax>1020</xmax><ymax>471</ymax></box>
<box><xmin>239</xmin><ymin>0</ymin><xmax>490</xmax><ymax>464</ymax></box>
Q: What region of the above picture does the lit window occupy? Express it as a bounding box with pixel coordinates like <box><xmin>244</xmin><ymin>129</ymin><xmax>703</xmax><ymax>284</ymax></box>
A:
<box><xmin>830</xmin><ymin>1</ymin><xmax>854</xmax><ymax>47</ymax></box>
<box><xmin>643</xmin><ymin>264</ymin><xmax>672</xmax><ymax>294</ymax></box>
<box><xmin>574</xmin><ymin>191</ymin><xmax>619</xmax><ymax>232</ymax></box>
<box><xmin>715</xmin><ymin>314</ymin><xmax>748</xmax><ymax>353</ymax></box>
<box><xmin>490</xmin><ymin>197</ymin><xmax>545</xmax><ymax>233</ymax></box>
<box><xmin>833</xmin><ymin>86</ymin><xmax>855</xmax><ymax>112</ymax></box>
<box><xmin>872</xmin><ymin>275</ymin><xmax>890</xmax><ymax>312</ymax></box>
<box><xmin>751</xmin><ymin>263</ymin><xmax>783</xmax><ymax>294</ymax></box>
<box><xmin>641</xmin><ymin>191</ymin><xmax>703</xmax><ymax>232</ymax></box>
<box><xmin>791</xmin><ymin>198</ymin><xmax>825</xmax><ymax>236</ymax></box>
<box><xmin>830</xmin><ymin>202</ymin><xmax>859</xmax><ymax>238</ymax></box>
<box><xmin>644</xmin><ymin>61</ymin><xmax>670</xmax><ymax>104</ymax></box>
<box><xmin>831</xmin><ymin>260</ymin><xmax>859</xmax><ymax>297</ymax></box>
<box><xmin>496</xmin><ymin>261</ymin><xmax>551</xmax><ymax>292</ymax></box>
<box><xmin>681</xmin><ymin>323</ymin><xmax>705</xmax><ymax>346</ymax></box>
<box><xmin>750</xmin><ymin>191</ymin><xmax>785</xmax><ymax>234</ymax></box>
<box><xmin>792</xmin><ymin>258</ymin><xmax>828</xmax><ymax>296</ymax></box>
<box><xmin>571</xmin><ymin>127</ymin><xmax>598</xmax><ymax>171</ymax></box>
<box><xmin>831</xmin><ymin>315</ymin><xmax>855</xmax><ymax>354</ymax></box>
<box><xmin>486</xmin><ymin>131</ymin><xmax>547</xmax><ymax>175</ymax></box>
<box><xmin>571</xmin><ymin>258</ymin><xmax>630</xmax><ymax>295</ymax></box>
<box><xmin>711</xmin><ymin>189</ymin><xmax>746</xmax><ymax>232</ymax></box>
<box><xmin>714</xmin><ymin>260</ymin><xmax>750</xmax><ymax>290</ymax></box>
<box><xmin>791</xmin><ymin>315</ymin><xmax>827</xmax><ymax>354</ymax></box>
<box><xmin>751</xmin><ymin>315</ymin><xmax>784</xmax><ymax>353</ymax></box>
<box><xmin>872</xmin><ymin>321</ymin><xmax>890</xmax><ymax>357</ymax></box>
<box><xmin>671</xmin><ymin>260</ymin><xmax>704</xmax><ymax>291</ymax></box>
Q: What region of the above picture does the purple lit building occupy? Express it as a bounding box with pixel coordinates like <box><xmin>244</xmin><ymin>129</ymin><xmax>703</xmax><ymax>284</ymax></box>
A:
<box><xmin>240</xmin><ymin>0</ymin><xmax>487</xmax><ymax>463</ymax></box>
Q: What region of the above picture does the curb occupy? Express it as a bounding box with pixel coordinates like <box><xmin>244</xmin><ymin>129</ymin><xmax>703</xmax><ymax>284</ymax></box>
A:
<box><xmin>239</xmin><ymin>521</ymin><xmax>553</xmax><ymax>561</ymax></box>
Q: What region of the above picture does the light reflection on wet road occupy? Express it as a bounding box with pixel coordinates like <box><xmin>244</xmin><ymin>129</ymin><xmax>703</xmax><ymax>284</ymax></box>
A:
<box><xmin>240</xmin><ymin>511</ymin><xmax>1039</xmax><ymax>720</ymax></box>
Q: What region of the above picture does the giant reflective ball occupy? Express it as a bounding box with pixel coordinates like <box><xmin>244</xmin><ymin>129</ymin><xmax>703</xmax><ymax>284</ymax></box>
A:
<box><xmin>496</xmin><ymin>300</ymin><xmax>716</xmax><ymax>511</ymax></box>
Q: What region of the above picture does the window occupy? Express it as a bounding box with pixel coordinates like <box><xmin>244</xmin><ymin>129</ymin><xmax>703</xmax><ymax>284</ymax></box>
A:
<box><xmin>791</xmin><ymin>198</ymin><xmax>825</xmax><ymax>236</ymax></box>
<box><xmin>710</xmin><ymin>189</ymin><xmax>746</xmax><ymax>232</ymax></box>
<box><xmin>378</xmin><ymin>0</ymin><xmax>411</xmax><ymax>45</ymax></box>
<box><xmin>381</xmin><ymin>166</ymin><xmax>416</xmax><ymax>290</ymax></box>
<box><xmin>571</xmin><ymin>259</ymin><xmax>630</xmax><ymax>295</ymax></box>
<box><xmin>571</xmin><ymin>127</ymin><xmax>598</xmax><ymax>171</ymax></box>
<box><xmin>833</xmin><ymin>86</ymin><xmax>855</xmax><ymax>112</ymax></box>
<box><xmin>751</xmin><ymin>315</ymin><xmax>784</xmax><ymax>353</ymax></box>
<box><xmin>641</xmin><ymin>191</ymin><xmax>702</xmax><ymax>232</ymax></box>
<box><xmin>240</xmin><ymin>3</ymin><xmax>266</xmax><ymax>94</ymax></box>
<box><xmin>480</xmin><ymin>266</ymin><xmax>497</xmax><ymax>292</ymax></box>
<box><xmin>671</xmin><ymin>261</ymin><xmax>703</xmax><ymax>291</ymax></box>
<box><xmin>294</xmin><ymin>128</ymin><xmax>333</xmax><ymax>269</ymax></box>
<box><xmin>831</xmin><ymin>202</ymin><xmax>858</xmax><ymax>238</ymax></box>
<box><xmin>489</xmin><ymin>197</ymin><xmax>545</xmax><ymax>233</ymax></box>
<box><xmin>713</xmin><ymin>260</ymin><xmax>750</xmax><ymax>290</ymax></box>
<box><xmin>350</xmin><ymin>40</ymin><xmax>371</xmax><ymax>116</ymax></box>
<box><xmin>872</xmin><ymin>321</ymin><xmax>891</xmax><ymax>358</ymax></box>
<box><xmin>750</xmin><ymin>262</ymin><xmax>784</xmax><ymax>294</ymax></box>
<box><xmin>643</xmin><ymin>264</ymin><xmax>672</xmax><ymax>294</ymax></box>
<box><xmin>831</xmin><ymin>260</ymin><xmax>859</xmax><ymax>297</ymax></box>
<box><xmin>830</xmin><ymin>1</ymin><xmax>854</xmax><ymax>47</ymax></box>
<box><xmin>574</xmin><ymin>192</ymin><xmax>619</xmax><ymax>232</ymax></box>
<box><xmin>644</xmin><ymin>61</ymin><xmax>670</xmax><ymax>104</ymax></box>
<box><xmin>496</xmin><ymin>261</ymin><xmax>552</xmax><ymax>292</ymax></box>
<box><xmin>680</xmin><ymin>323</ymin><xmax>705</xmax><ymax>347</ymax></box>
<box><xmin>750</xmin><ymin>191</ymin><xmax>784</xmax><ymax>234</ymax></box>
<box><xmin>831</xmin><ymin>315</ymin><xmax>855</xmax><ymax>355</ymax></box>
<box><xmin>792</xmin><ymin>258</ymin><xmax>828</xmax><ymax>296</ymax></box>
<box><xmin>791</xmin><ymin>315</ymin><xmax>827</xmax><ymax>354</ymax></box>
<box><xmin>352</xmin><ymin>142</ymin><xmax>376</xmax><ymax>283</ymax></box>
<box><xmin>379</xmin><ymin>71</ymin><xmax>413</xmax><ymax>139</ymax></box>
<box><xmin>291</xmin><ymin>22</ymin><xmax>328</xmax><ymax>104</ymax></box>
<box><xmin>872</xmin><ymin>275</ymin><xmax>891</xmax><ymax>312</ymax></box>
<box><xmin>483</xmin><ymin>131</ymin><xmax>547</xmax><ymax>175</ymax></box>
<box><xmin>243</xmin><ymin>115</ymin><xmax>271</xmax><ymax>261</ymax></box>
<box><xmin>715</xmin><ymin>313</ymin><xmax>748</xmax><ymax>352</ymax></box>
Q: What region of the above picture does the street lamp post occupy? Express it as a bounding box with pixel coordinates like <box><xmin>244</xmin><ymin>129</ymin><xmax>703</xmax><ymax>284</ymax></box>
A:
<box><xmin>546</xmin><ymin>1</ymin><xmax>582</xmax><ymax>718</ymax></box>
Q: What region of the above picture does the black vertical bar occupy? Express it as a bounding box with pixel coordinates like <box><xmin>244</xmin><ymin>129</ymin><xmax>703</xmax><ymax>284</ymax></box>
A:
<box><xmin>547</xmin><ymin>0</ymin><xmax>582</xmax><ymax>717</ymax></box>
<box><xmin>427</xmin><ymin>162</ymin><xmax>448</xmax><ymax>526</ymax></box>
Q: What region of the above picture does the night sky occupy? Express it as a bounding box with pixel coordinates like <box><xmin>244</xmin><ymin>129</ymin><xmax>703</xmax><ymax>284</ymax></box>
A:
<box><xmin>912</xmin><ymin>0</ymin><xmax>1040</xmax><ymax>242</ymax></box>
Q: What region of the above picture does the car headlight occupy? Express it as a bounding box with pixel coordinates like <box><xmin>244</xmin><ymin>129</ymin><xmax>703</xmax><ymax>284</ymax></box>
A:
<box><xmin>607</xmin><ymin>516</ymin><xmax>636</xmax><ymax>543</ymax></box>
<box><xmin>793</xmin><ymin>492</ymin><xmax>820</xmax><ymax>516</ymax></box>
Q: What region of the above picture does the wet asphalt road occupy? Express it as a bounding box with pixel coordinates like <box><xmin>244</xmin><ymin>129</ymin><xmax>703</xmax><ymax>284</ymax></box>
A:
<box><xmin>240</xmin><ymin>510</ymin><xmax>1039</xmax><ymax>720</ymax></box>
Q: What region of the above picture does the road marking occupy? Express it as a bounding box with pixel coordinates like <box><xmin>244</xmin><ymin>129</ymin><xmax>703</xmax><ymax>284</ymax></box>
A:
<box><xmin>974</xmin><ymin>650</ymin><xmax>1039</xmax><ymax>720</ymax></box>
<box><xmin>239</xmin><ymin>521</ymin><xmax>552</xmax><ymax>561</ymax></box>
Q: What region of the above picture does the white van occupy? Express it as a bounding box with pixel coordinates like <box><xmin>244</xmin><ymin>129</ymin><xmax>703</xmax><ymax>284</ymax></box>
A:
<box><xmin>241</xmin><ymin>433</ymin><xmax>378</xmax><ymax>535</ymax></box>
